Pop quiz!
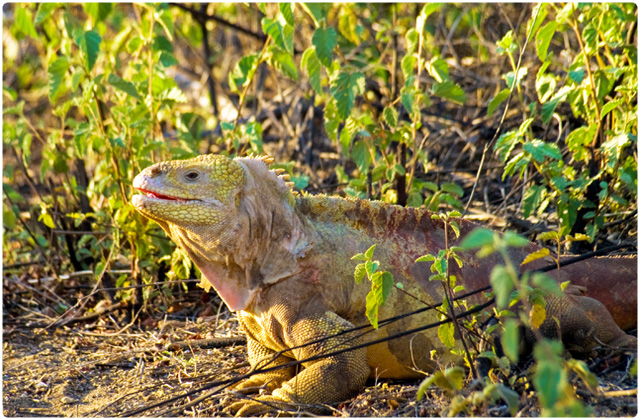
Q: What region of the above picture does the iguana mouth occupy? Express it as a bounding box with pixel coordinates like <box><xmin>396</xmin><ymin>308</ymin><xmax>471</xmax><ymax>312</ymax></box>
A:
<box><xmin>135</xmin><ymin>188</ymin><xmax>192</xmax><ymax>203</ymax></box>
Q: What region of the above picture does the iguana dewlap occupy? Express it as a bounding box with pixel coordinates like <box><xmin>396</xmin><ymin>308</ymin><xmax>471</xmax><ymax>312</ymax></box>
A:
<box><xmin>132</xmin><ymin>154</ymin><xmax>637</xmax><ymax>415</ymax></box>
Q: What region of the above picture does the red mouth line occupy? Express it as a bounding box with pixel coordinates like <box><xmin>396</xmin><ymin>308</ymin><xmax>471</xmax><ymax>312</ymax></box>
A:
<box><xmin>135</xmin><ymin>188</ymin><xmax>183</xmax><ymax>201</ymax></box>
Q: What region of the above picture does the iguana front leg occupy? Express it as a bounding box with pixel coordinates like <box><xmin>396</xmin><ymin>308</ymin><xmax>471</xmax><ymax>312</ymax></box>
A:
<box><xmin>232</xmin><ymin>323</ymin><xmax>297</xmax><ymax>394</ymax></box>
<box><xmin>228</xmin><ymin>311</ymin><xmax>370</xmax><ymax>416</ymax></box>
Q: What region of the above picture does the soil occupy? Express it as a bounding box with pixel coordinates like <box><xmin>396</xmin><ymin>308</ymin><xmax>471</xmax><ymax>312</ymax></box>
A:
<box><xmin>3</xmin><ymin>296</ymin><xmax>637</xmax><ymax>417</ymax></box>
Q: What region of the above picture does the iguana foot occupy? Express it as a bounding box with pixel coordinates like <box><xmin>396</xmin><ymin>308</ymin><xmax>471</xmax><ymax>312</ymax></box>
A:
<box><xmin>225</xmin><ymin>395</ymin><xmax>321</xmax><ymax>417</ymax></box>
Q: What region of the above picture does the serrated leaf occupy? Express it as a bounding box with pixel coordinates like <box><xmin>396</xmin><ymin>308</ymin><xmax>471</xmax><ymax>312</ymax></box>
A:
<box><xmin>521</xmin><ymin>247</ymin><xmax>550</xmax><ymax>266</ymax></box>
<box><xmin>523</xmin><ymin>139</ymin><xmax>562</xmax><ymax>162</ymax></box>
<box><xmin>425</xmin><ymin>57</ymin><xmax>449</xmax><ymax>83</ymax></box>
<box><xmin>537</xmin><ymin>231</ymin><xmax>559</xmax><ymax>241</ymax></box>
<box><xmin>76</xmin><ymin>29</ymin><xmax>102</xmax><ymax>72</ymax></box>
<box><xmin>541</xmin><ymin>85</ymin><xmax>572</xmax><ymax>124</ymax></box>
<box><xmin>354</xmin><ymin>263</ymin><xmax>366</xmax><ymax>283</ymax></box>
<box><xmin>401</xmin><ymin>54</ymin><xmax>416</xmax><ymax>82</ymax></box>
<box><xmin>330</xmin><ymin>71</ymin><xmax>365</xmax><ymax>120</ymax></box>
<box><xmin>383</xmin><ymin>106</ymin><xmax>399</xmax><ymax>128</ymax></box>
<box><xmin>536</xmin><ymin>21</ymin><xmax>558</xmax><ymax>61</ymax></box>
<box><xmin>48</xmin><ymin>56</ymin><xmax>70</xmax><ymax>99</ymax></box>
<box><xmin>107</xmin><ymin>74</ymin><xmax>141</xmax><ymax>99</ymax></box>
<box><xmin>229</xmin><ymin>53</ymin><xmax>258</xmax><ymax>92</ymax></box>
<box><xmin>351</xmin><ymin>138</ymin><xmax>371</xmax><ymax>173</ymax></box>
<box><xmin>364</xmin><ymin>244</ymin><xmax>376</xmax><ymax>259</ymax></box>
<box><xmin>522</xmin><ymin>184</ymin><xmax>545</xmax><ymax>218</ymax></box>
<box><xmin>265</xmin><ymin>45</ymin><xmax>298</xmax><ymax>81</ymax></box>
<box><xmin>312</xmin><ymin>26</ymin><xmax>337</xmax><ymax>67</ymax></box>
<box><xmin>501</xmin><ymin>318</ymin><xmax>520</xmax><ymax>362</ymax></box>
<box><xmin>431</xmin><ymin>80</ymin><xmax>466</xmax><ymax>104</ymax></box>
<box><xmin>449</xmin><ymin>221</ymin><xmax>460</xmax><ymax>239</ymax></box>
<box><xmin>487</xmin><ymin>88</ymin><xmax>510</xmax><ymax>117</ymax></box>
<box><xmin>601</xmin><ymin>99</ymin><xmax>622</xmax><ymax>119</ymax></box>
<box><xmin>301</xmin><ymin>47</ymin><xmax>322</xmax><ymax>95</ymax></box>
<box><xmin>279</xmin><ymin>3</ymin><xmax>295</xmax><ymax>26</ymax></box>
<box><xmin>301</xmin><ymin>3</ymin><xmax>331</xmax><ymax>27</ymax></box>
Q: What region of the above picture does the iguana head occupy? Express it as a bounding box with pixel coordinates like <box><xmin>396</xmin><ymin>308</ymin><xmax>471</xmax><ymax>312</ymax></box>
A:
<box><xmin>132</xmin><ymin>154</ymin><xmax>309</xmax><ymax>311</ymax></box>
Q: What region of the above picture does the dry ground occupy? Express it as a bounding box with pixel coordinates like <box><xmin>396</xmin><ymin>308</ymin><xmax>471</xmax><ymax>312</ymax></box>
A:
<box><xmin>3</xmin><ymin>294</ymin><xmax>637</xmax><ymax>417</ymax></box>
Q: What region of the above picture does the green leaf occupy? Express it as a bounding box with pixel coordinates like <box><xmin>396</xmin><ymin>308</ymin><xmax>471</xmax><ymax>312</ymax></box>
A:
<box><xmin>301</xmin><ymin>3</ymin><xmax>331</xmax><ymax>27</ymax></box>
<box><xmin>76</xmin><ymin>29</ymin><xmax>102</xmax><ymax>72</ymax></box>
<box><xmin>449</xmin><ymin>221</ymin><xmax>460</xmax><ymax>240</ymax></box>
<box><xmin>495</xmin><ymin>384</ymin><xmax>520</xmax><ymax>416</ymax></box>
<box><xmin>501</xmin><ymin>319</ymin><xmax>520</xmax><ymax>362</ymax></box>
<box><xmin>351</xmin><ymin>139</ymin><xmax>371</xmax><ymax>173</ymax></box>
<box><xmin>536</xmin><ymin>72</ymin><xmax>556</xmax><ymax>103</ymax></box>
<box><xmin>35</xmin><ymin>3</ymin><xmax>59</xmax><ymax>26</ymax></box>
<box><xmin>364</xmin><ymin>244</ymin><xmax>376</xmax><ymax>260</ymax></box>
<box><xmin>159</xmin><ymin>51</ymin><xmax>179</xmax><ymax>68</ymax></box>
<box><xmin>601</xmin><ymin>99</ymin><xmax>622</xmax><ymax>119</ymax></box>
<box><xmin>354</xmin><ymin>263</ymin><xmax>366</xmax><ymax>283</ymax></box>
<box><xmin>523</xmin><ymin>139</ymin><xmax>562</xmax><ymax>162</ymax></box>
<box><xmin>383</xmin><ymin>106</ymin><xmax>399</xmax><ymax>128</ymax></box>
<box><xmin>416</xmin><ymin>254</ymin><xmax>436</xmax><ymax>263</ymax></box>
<box><xmin>84</xmin><ymin>3</ymin><xmax>112</xmax><ymax>24</ymax></box>
<box><xmin>262</xmin><ymin>18</ymin><xmax>293</xmax><ymax>55</ymax></box>
<box><xmin>425</xmin><ymin>57</ymin><xmax>449</xmax><ymax>83</ymax></box>
<box><xmin>279</xmin><ymin>3</ymin><xmax>295</xmax><ymax>26</ymax></box>
<box><xmin>522</xmin><ymin>184</ymin><xmax>545</xmax><ymax>218</ymax></box>
<box><xmin>438</xmin><ymin>321</ymin><xmax>455</xmax><ymax>348</ymax></box>
<box><xmin>496</xmin><ymin>30</ymin><xmax>517</xmax><ymax>55</ymax></box>
<box><xmin>487</xmin><ymin>88</ymin><xmax>510</xmax><ymax>117</ymax></box>
<box><xmin>567</xmin><ymin>359</ymin><xmax>599</xmax><ymax>393</ymax></box>
<box><xmin>460</xmin><ymin>228</ymin><xmax>496</xmax><ymax>249</ymax></box>
<box><xmin>532</xmin><ymin>272</ymin><xmax>562</xmax><ymax>295</ymax></box>
<box><xmin>401</xmin><ymin>54</ymin><xmax>416</xmax><ymax>82</ymax></box>
<box><xmin>312</xmin><ymin>26</ymin><xmax>337</xmax><ymax>67</ymax></box>
<box><xmin>301</xmin><ymin>47</ymin><xmax>322</xmax><ymax>95</ymax></box>
<box><xmin>521</xmin><ymin>247</ymin><xmax>550</xmax><ymax>266</ymax></box>
<box><xmin>441</xmin><ymin>182</ymin><xmax>463</xmax><ymax>197</ymax></box>
<box><xmin>265</xmin><ymin>45</ymin><xmax>298</xmax><ymax>81</ymax></box>
<box><xmin>535</xmin><ymin>21</ymin><xmax>558</xmax><ymax>61</ymax></box>
<box><xmin>541</xmin><ymin>86</ymin><xmax>572</xmax><ymax>124</ymax></box>
<box><xmin>14</xmin><ymin>7</ymin><xmax>38</xmax><ymax>38</ymax></box>
<box><xmin>229</xmin><ymin>53</ymin><xmax>259</xmax><ymax>92</ymax></box>
<box><xmin>48</xmin><ymin>56</ymin><xmax>70</xmax><ymax>99</ymax></box>
<box><xmin>503</xmin><ymin>67</ymin><xmax>528</xmax><ymax>89</ymax></box>
<box><xmin>107</xmin><ymin>74</ymin><xmax>141</xmax><ymax>99</ymax></box>
<box><xmin>431</xmin><ymin>80</ymin><xmax>466</xmax><ymax>104</ymax></box>
<box><xmin>490</xmin><ymin>265</ymin><xmax>514</xmax><ymax>309</ymax></box>
<box><xmin>503</xmin><ymin>231</ymin><xmax>529</xmax><ymax>247</ymax></box>
<box><xmin>365</xmin><ymin>290</ymin><xmax>380</xmax><ymax>329</ymax></box>
<box><xmin>534</xmin><ymin>357</ymin><xmax>565</xmax><ymax>409</ymax></box>
<box><xmin>330</xmin><ymin>71</ymin><xmax>365</xmax><ymax>120</ymax></box>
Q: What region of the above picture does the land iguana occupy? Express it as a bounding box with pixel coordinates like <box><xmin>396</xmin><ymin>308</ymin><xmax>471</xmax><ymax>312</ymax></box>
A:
<box><xmin>132</xmin><ymin>154</ymin><xmax>637</xmax><ymax>415</ymax></box>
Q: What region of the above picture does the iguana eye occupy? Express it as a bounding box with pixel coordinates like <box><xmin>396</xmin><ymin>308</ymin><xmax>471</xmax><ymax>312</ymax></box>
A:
<box><xmin>184</xmin><ymin>170</ymin><xmax>200</xmax><ymax>182</ymax></box>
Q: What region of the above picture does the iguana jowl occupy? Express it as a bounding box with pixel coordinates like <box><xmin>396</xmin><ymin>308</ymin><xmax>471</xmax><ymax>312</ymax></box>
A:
<box><xmin>132</xmin><ymin>154</ymin><xmax>637</xmax><ymax>415</ymax></box>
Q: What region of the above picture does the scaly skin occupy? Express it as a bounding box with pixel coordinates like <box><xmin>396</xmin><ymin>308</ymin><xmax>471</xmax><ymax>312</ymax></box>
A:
<box><xmin>132</xmin><ymin>154</ymin><xmax>637</xmax><ymax>415</ymax></box>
